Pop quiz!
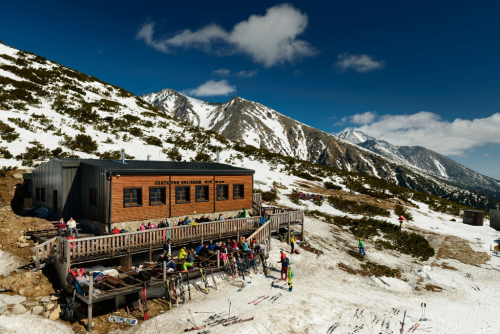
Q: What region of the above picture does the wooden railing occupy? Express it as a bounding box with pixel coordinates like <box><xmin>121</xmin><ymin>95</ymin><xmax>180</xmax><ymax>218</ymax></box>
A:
<box><xmin>253</xmin><ymin>193</ymin><xmax>262</xmax><ymax>204</ymax></box>
<box><xmin>63</xmin><ymin>216</ymin><xmax>261</xmax><ymax>261</ymax></box>
<box><xmin>32</xmin><ymin>237</ymin><xmax>57</xmax><ymax>271</ymax></box>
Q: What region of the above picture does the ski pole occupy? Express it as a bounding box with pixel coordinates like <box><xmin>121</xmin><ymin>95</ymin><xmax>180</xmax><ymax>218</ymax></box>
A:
<box><xmin>228</xmin><ymin>299</ymin><xmax>231</xmax><ymax>319</ymax></box>
<box><xmin>254</xmin><ymin>325</ymin><xmax>263</xmax><ymax>334</ymax></box>
<box><xmin>189</xmin><ymin>309</ymin><xmax>197</xmax><ymax>327</ymax></box>
<box><xmin>263</xmin><ymin>324</ymin><xmax>273</xmax><ymax>334</ymax></box>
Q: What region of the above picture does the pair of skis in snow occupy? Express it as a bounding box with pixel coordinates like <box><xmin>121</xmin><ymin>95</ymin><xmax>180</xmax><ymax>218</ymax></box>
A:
<box><xmin>408</xmin><ymin>322</ymin><xmax>420</xmax><ymax>332</ymax></box>
<box><xmin>326</xmin><ymin>317</ymin><xmax>341</xmax><ymax>334</ymax></box>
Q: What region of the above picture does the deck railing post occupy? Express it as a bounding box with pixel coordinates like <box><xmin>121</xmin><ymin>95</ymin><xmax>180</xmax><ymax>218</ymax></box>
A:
<box><xmin>217</xmin><ymin>250</ymin><xmax>220</xmax><ymax>268</ymax></box>
<box><xmin>88</xmin><ymin>276</ymin><xmax>93</xmax><ymax>332</ymax></box>
<box><xmin>163</xmin><ymin>261</ymin><xmax>166</xmax><ymax>282</ymax></box>
<box><xmin>268</xmin><ymin>219</ymin><xmax>272</xmax><ymax>252</ymax></box>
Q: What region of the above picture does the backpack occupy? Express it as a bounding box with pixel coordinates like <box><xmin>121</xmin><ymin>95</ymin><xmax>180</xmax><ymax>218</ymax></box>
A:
<box><xmin>294</xmin><ymin>249</ymin><xmax>300</xmax><ymax>254</ymax></box>
<box><xmin>66</xmin><ymin>272</ymin><xmax>75</xmax><ymax>286</ymax></box>
<box><xmin>289</xmin><ymin>270</ymin><xmax>295</xmax><ymax>278</ymax></box>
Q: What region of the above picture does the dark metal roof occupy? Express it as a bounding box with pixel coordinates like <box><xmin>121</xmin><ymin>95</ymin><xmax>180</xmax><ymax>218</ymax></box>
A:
<box><xmin>56</xmin><ymin>159</ymin><xmax>254</xmax><ymax>175</ymax></box>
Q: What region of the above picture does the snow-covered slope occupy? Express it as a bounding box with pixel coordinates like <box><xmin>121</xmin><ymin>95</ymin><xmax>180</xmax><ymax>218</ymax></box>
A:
<box><xmin>339</xmin><ymin>130</ymin><xmax>500</xmax><ymax>200</ymax></box>
<box><xmin>0</xmin><ymin>42</ymin><xmax>498</xmax><ymax>210</ymax></box>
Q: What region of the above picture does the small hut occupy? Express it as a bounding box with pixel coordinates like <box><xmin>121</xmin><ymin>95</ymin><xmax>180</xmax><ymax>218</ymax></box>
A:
<box><xmin>463</xmin><ymin>210</ymin><xmax>484</xmax><ymax>226</ymax></box>
<box><xmin>490</xmin><ymin>209</ymin><xmax>500</xmax><ymax>231</ymax></box>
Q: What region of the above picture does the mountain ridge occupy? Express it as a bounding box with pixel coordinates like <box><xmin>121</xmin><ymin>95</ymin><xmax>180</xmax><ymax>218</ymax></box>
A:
<box><xmin>142</xmin><ymin>88</ymin><xmax>500</xmax><ymax>201</ymax></box>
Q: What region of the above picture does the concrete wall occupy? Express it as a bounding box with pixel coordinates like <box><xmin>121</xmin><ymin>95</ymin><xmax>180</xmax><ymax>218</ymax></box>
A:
<box><xmin>490</xmin><ymin>209</ymin><xmax>500</xmax><ymax>231</ymax></box>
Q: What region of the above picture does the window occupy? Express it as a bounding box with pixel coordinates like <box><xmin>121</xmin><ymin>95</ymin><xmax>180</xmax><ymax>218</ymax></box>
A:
<box><xmin>176</xmin><ymin>187</ymin><xmax>190</xmax><ymax>203</ymax></box>
<box><xmin>35</xmin><ymin>188</ymin><xmax>40</xmax><ymax>201</ymax></box>
<box><xmin>217</xmin><ymin>184</ymin><xmax>229</xmax><ymax>200</ymax></box>
<box><xmin>40</xmin><ymin>188</ymin><xmax>46</xmax><ymax>202</ymax></box>
<box><xmin>149</xmin><ymin>187</ymin><xmax>166</xmax><ymax>206</ymax></box>
<box><xmin>124</xmin><ymin>188</ymin><xmax>142</xmax><ymax>207</ymax></box>
<box><xmin>90</xmin><ymin>188</ymin><xmax>97</xmax><ymax>206</ymax></box>
<box><xmin>196</xmin><ymin>186</ymin><xmax>209</xmax><ymax>202</ymax></box>
<box><xmin>233</xmin><ymin>184</ymin><xmax>244</xmax><ymax>199</ymax></box>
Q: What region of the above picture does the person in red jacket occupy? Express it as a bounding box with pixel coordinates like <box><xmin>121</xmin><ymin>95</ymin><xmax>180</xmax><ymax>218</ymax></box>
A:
<box><xmin>111</xmin><ymin>227</ymin><xmax>121</xmax><ymax>234</ymax></box>
<box><xmin>278</xmin><ymin>250</ymin><xmax>289</xmax><ymax>280</ymax></box>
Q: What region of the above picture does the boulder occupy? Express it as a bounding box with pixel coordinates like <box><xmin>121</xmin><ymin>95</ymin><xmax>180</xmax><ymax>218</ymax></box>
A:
<box><xmin>11</xmin><ymin>304</ymin><xmax>27</xmax><ymax>315</ymax></box>
<box><xmin>43</xmin><ymin>311</ymin><xmax>50</xmax><ymax>318</ymax></box>
<box><xmin>31</xmin><ymin>306</ymin><xmax>44</xmax><ymax>315</ymax></box>
<box><xmin>25</xmin><ymin>302</ymin><xmax>38</xmax><ymax>307</ymax></box>
<box><xmin>24</xmin><ymin>272</ymin><xmax>32</xmax><ymax>279</ymax></box>
<box><xmin>50</xmin><ymin>295</ymin><xmax>59</xmax><ymax>301</ymax></box>
<box><xmin>49</xmin><ymin>305</ymin><xmax>61</xmax><ymax>320</ymax></box>
<box><xmin>82</xmin><ymin>319</ymin><xmax>95</xmax><ymax>328</ymax></box>
<box><xmin>0</xmin><ymin>304</ymin><xmax>7</xmax><ymax>315</ymax></box>
<box><xmin>17</xmin><ymin>243</ymin><xmax>29</xmax><ymax>248</ymax></box>
<box><xmin>46</xmin><ymin>302</ymin><xmax>55</xmax><ymax>310</ymax></box>
<box><xmin>40</xmin><ymin>296</ymin><xmax>51</xmax><ymax>303</ymax></box>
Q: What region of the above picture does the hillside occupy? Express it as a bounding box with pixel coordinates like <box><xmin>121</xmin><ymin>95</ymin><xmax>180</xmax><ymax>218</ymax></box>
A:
<box><xmin>0</xmin><ymin>42</ymin><xmax>498</xmax><ymax>213</ymax></box>
<box><xmin>339</xmin><ymin>130</ymin><xmax>500</xmax><ymax>200</ymax></box>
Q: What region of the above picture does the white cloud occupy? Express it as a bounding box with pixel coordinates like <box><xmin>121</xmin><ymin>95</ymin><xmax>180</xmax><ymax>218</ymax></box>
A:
<box><xmin>136</xmin><ymin>4</ymin><xmax>317</xmax><ymax>67</ymax></box>
<box><xmin>350</xmin><ymin>111</ymin><xmax>377</xmax><ymax>124</ymax></box>
<box><xmin>235</xmin><ymin>70</ymin><xmax>258</xmax><ymax>78</ymax></box>
<box><xmin>334</xmin><ymin>112</ymin><xmax>376</xmax><ymax>125</ymax></box>
<box><xmin>335</xmin><ymin>53</ymin><xmax>385</xmax><ymax>73</ymax></box>
<box><xmin>184</xmin><ymin>79</ymin><xmax>236</xmax><ymax>97</ymax></box>
<box><xmin>340</xmin><ymin>111</ymin><xmax>500</xmax><ymax>156</ymax></box>
<box><xmin>212</xmin><ymin>68</ymin><xmax>231</xmax><ymax>76</ymax></box>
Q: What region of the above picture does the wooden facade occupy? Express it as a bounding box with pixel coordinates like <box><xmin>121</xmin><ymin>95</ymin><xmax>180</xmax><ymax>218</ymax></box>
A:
<box><xmin>26</xmin><ymin>158</ymin><xmax>255</xmax><ymax>227</ymax></box>
<box><xmin>110</xmin><ymin>174</ymin><xmax>253</xmax><ymax>223</ymax></box>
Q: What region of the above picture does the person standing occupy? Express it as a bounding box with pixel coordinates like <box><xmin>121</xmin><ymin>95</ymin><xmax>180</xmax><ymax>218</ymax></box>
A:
<box><xmin>287</xmin><ymin>266</ymin><xmax>295</xmax><ymax>292</ymax></box>
<box><xmin>243</xmin><ymin>208</ymin><xmax>248</xmax><ymax>218</ymax></box>
<box><xmin>66</xmin><ymin>218</ymin><xmax>79</xmax><ymax>237</ymax></box>
<box><xmin>178</xmin><ymin>246</ymin><xmax>188</xmax><ymax>260</ymax></box>
<box><xmin>358</xmin><ymin>238</ymin><xmax>366</xmax><ymax>256</ymax></box>
<box><xmin>278</xmin><ymin>250</ymin><xmax>289</xmax><ymax>281</ymax></box>
<box><xmin>163</xmin><ymin>239</ymin><xmax>172</xmax><ymax>256</ymax></box>
<box><xmin>57</xmin><ymin>218</ymin><xmax>66</xmax><ymax>236</ymax></box>
<box><xmin>290</xmin><ymin>236</ymin><xmax>295</xmax><ymax>254</ymax></box>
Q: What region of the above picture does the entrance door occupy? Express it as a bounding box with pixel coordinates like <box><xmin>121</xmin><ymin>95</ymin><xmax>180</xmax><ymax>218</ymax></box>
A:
<box><xmin>53</xmin><ymin>190</ymin><xmax>58</xmax><ymax>216</ymax></box>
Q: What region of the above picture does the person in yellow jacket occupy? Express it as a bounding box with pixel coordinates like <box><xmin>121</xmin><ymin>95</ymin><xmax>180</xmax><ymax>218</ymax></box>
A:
<box><xmin>290</xmin><ymin>236</ymin><xmax>295</xmax><ymax>254</ymax></box>
<box><xmin>178</xmin><ymin>246</ymin><xmax>187</xmax><ymax>260</ymax></box>
<box><xmin>287</xmin><ymin>266</ymin><xmax>295</xmax><ymax>292</ymax></box>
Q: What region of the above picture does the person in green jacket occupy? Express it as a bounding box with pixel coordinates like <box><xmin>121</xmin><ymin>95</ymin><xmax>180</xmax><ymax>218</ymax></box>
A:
<box><xmin>358</xmin><ymin>238</ymin><xmax>366</xmax><ymax>256</ymax></box>
<box><xmin>182</xmin><ymin>249</ymin><xmax>195</xmax><ymax>272</ymax></box>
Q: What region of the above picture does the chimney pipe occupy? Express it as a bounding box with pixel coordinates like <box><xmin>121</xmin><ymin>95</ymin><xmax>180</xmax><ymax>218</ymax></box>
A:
<box><xmin>216</xmin><ymin>151</ymin><xmax>220</xmax><ymax>163</ymax></box>
<box><xmin>147</xmin><ymin>154</ymin><xmax>151</xmax><ymax>161</ymax></box>
<box><xmin>120</xmin><ymin>148</ymin><xmax>125</xmax><ymax>164</ymax></box>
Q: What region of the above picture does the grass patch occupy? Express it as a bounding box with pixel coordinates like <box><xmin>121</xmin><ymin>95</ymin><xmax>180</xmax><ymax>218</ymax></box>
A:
<box><xmin>328</xmin><ymin>195</ymin><xmax>390</xmax><ymax>217</ymax></box>
<box><xmin>307</xmin><ymin>210</ymin><xmax>434</xmax><ymax>261</ymax></box>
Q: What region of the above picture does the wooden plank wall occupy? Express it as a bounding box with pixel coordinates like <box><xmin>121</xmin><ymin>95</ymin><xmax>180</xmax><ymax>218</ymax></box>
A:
<box><xmin>111</xmin><ymin>174</ymin><xmax>253</xmax><ymax>223</ymax></box>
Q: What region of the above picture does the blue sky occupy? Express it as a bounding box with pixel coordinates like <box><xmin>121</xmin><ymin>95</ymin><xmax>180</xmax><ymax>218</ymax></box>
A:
<box><xmin>2</xmin><ymin>0</ymin><xmax>500</xmax><ymax>179</ymax></box>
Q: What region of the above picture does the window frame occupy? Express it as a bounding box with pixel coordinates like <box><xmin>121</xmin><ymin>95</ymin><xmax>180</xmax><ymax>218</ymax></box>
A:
<box><xmin>233</xmin><ymin>184</ymin><xmax>244</xmax><ymax>199</ymax></box>
<box><xmin>123</xmin><ymin>187</ymin><xmax>143</xmax><ymax>208</ymax></box>
<box><xmin>175</xmin><ymin>186</ymin><xmax>191</xmax><ymax>204</ymax></box>
<box><xmin>149</xmin><ymin>187</ymin><xmax>166</xmax><ymax>206</ymax></box>
<box><xmin>195</xmin><ymin>185</ymin><xmax>209</xmax><ymax>202</ymax></box>
<box><xmin>90</xmin><ymin>188</ymin><xmax>97</xmax><ymax>206</ymax></box>
<box><xmin>40</xmin><ymin>188</ymin><xmax>46</xmax><ymax>202</ymax></box>
<box><xmin>217</xmin><ymin>184</ymin><xmax>229</xmax><ymax>201</ymax></box>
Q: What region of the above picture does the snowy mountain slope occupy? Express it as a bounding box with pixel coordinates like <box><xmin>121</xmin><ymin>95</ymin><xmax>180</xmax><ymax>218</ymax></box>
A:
<box><xmin>143</xmin><ymin>89</ymin><xmax>500</xmax><ymax>203</ymax></box>
<box><xmin>339</xmin><ymin>130</ymin><xmax>500</xmax><ymax>200</ymax></box>
<box><xmin>0</xmin><ymin>42</ymin><xmax>498</xmax><ymax>211</ymax></box>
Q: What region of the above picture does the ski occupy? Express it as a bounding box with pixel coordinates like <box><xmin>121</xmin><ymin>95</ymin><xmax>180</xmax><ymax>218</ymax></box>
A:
<box><xmin>142</xmin><ymin>287</ymin><xmax>148</xmax><ymax>321</ymax></box>
<box><xmin>354</xmin><ymin>308</ymin><xmax>359</xmax><ymax>317</ymax></box>
<box><xmin>249</xmin><ymin>295</ymin><xmax>266</xmax><ymax>304</ymax></box>
<box><xmin>208</xmin><ymin>316</ymin><xmax>238</xmax><ymax>326</ymax></box>
<box><xmin>412</xmin><ymin>323</ymin><xmax>420</xmax><ymax>332</ymax></box>
<box><xmin>255</xmin><ymin>296</ymin><xmax>269</xmax><ymax>305</ymax></box>
<box><xmin>272</xmin><ymin>293</ymin><xmax>283</xmax><ymax>303</ymax></box>
<box><xmin>236</xmin><ymin>254</ymin><xmax>245</xmax><ymax>281</ymax></box>
<box><xmin>222</xmin><ymin>317</ymin><xmax>254</xmax><ymax>326</ymax></box>
<box><xmin>200</xmin><ymin>268</ymin><xmax>209</xmax><ymax>294</ymax></box>
<box><xmin>208</xmin><ymin>265</ymin><xmax>218</xmax><ymax>290</ymax></box>
<box><xmin>179</xmin><ymin>274</ymin><xmax>186</xmax><ymax>304</ymax></box>
<box><xmin>184</xmin><ymin>324</ymin><xmax>206</xmax><ymax>332</ymax></box>
<box><xmin>203</xmin><ymin>311</ymin><xmax>227</xmax><ymax>323</ymax></box>
<box><xmin>186</xmin><ymin>271</ymin><xmax>191</xmax><ymax>301</ymax></box>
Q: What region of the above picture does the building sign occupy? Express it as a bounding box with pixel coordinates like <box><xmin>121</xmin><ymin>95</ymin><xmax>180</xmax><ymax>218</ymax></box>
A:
<box><xmin>154</xmin><ymin>180</ymin><xmax>225</xmax><ymax>185</ymax></box>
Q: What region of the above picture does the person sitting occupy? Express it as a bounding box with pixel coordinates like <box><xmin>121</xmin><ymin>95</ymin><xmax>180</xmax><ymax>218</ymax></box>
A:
<box><xmin>197</xmin><ymin>244</ymin><xmax>209</xmax><ymax>258</ymax></box>
<box><xmin>57</xmin><ymin>218</ymin><xmax>66</xmax><ymax>236</ymax></box>
<box><xmin>242</xmin><ymin>240</ymin><xmax>251</xmax><ymax>253</ymax></box>
<box><xmin>111</xmin><ymin>227</ymin><xmax>121</xmax><ymax>234</ymax></box>
<box><xmin>140</xmin><ymin>223</ymin><xmax>146</xmax><ymax>231</ymax></box>
<box><xmin>260</xmin><ymin>215</ymin><xmax>268</xmax><ymax>226</ymax></box>
<box><xmin>182</xmin><ymin>249</ymin><xmax>195</xmax><ymax>272</ymax></box>
<box><xmin>196</xmin><ymin>244</ymin><xmax>204</xmax><ymax>255</ymax></box>
<box><xmin>150</xmin><ymin>222</ymin><xmax>157</xmax><ymax>229</ymax></box>
<box><xmin>133</xmin><ymin>267</ymin><xmax>152</xmax><ymax>286</ymax></box>
<box><xmin>195</xmin><ymin>217</ymin><xmax>201</xmax><ymax>223</ymax></box>
<box><xmin>218</xmin><ymin>213</ymin><xmax>225</xmax><ymax>221</ymax></box>
<box><xmin>250</xmin><ymin>238</ymin><xmax>256</xmax><ymax>247</ymax></box>
<box><xmin>214</xmin><ymin>242</ymin><xmax>221</xmax><ymax>252</ymax></box>
<box><xmin>178</xmin><ymin>246</ymin><xmax>188</xmax><ymax>260</ymax></box>
<box><xmin>208</xmin><ymin>240</ymin><xmax>216</xmax><ymax>251</ymax></box>
<box><xmin>231</xmin><ymin>239</ymin><xmax>238</xmax><ymax>250</ymax></box>
<box><xmin>183</xmin><ymin>217</ymin><xmax>191</xmax><ymax>225</ymax></box>
<box><xmin>158</xmin><ymin>220</ymin><xmax>166</xmax><ymax>228</ymax></box>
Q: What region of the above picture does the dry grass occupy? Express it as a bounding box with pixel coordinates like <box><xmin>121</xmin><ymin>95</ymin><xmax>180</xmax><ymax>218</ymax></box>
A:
<box><xmin>437</xmin><ymin>235</ymin><xmax>490</xmax><ymax>266</ymax></box>
<box><xmin>425</xmin><ymin>284</ymin><xmax>443</xmax><ymax>292</ymax></box>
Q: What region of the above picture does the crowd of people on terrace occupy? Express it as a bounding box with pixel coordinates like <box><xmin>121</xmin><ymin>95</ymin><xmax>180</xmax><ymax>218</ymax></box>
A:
<box><xmin>57</xmin><ymin>208</ymin><xmax>263</xmax><ymax>238</ymax></box>
<box><xmin>292</xmin><ymin>189</ymin><xmax>325</xmax><ymax>202</ymax></box>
